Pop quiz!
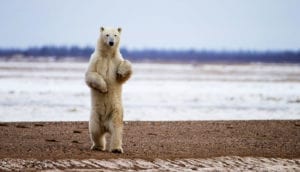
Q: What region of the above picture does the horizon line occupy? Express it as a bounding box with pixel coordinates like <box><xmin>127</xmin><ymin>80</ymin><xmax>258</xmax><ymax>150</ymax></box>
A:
<box><xmin>0</xmin><ymin>45</ymin><xmax>299</xmax><ymax>53</ymax></box>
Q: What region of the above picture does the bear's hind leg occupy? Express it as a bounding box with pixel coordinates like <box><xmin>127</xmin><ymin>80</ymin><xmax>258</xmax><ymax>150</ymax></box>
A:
<box><xmin>109</xmin><ymin>114</ymin><xmax>124</xmax><ymax>153</ymax></box>
<box><xmin>89</xmin><ymin>116</ymin><xmax>106</xmax><ymax>151</ymax></box>
<box><xmin>90</xmin><ymin>131</ymin><xmax>106</xmax><ymax>151</ymax></box>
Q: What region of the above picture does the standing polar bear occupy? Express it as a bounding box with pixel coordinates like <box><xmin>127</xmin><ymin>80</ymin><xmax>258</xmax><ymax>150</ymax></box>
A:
<box><xmin>85</xmin><ymin>27</ymin><xmax>132</xmax><ymax>153</ymax></box>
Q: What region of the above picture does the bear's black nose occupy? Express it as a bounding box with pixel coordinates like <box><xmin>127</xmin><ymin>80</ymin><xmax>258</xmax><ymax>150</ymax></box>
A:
<box><xmin>109</xmin><ymin>42</ymin><xmax>114</xmax><ymax>46</ymax></box>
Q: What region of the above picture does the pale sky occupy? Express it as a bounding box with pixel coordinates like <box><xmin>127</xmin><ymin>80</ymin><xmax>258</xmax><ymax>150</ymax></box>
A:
<box><xmin>0</xmin><ymin>0</ymin><xmax>299</xmax><ymax>50</ymax></box>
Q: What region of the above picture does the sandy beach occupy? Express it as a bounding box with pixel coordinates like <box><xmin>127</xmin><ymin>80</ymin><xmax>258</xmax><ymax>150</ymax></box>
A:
<box><xmin>0</xmin><ymin>121</ymin><xmax>299</xmax><ymax>171</ymax></box>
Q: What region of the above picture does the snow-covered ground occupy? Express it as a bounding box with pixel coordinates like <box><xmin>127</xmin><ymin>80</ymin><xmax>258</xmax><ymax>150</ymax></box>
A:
<box><xmin>0</xmin><ymin>61</ymin><xmax>299</xmax><ymax>121</ymax></box>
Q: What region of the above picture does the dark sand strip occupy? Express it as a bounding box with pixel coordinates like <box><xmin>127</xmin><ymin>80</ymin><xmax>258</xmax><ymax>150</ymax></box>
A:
<box><xmin>0</xmin><ymin>121</ymin><xmax>299</xmax><ymax>160</ymax></box>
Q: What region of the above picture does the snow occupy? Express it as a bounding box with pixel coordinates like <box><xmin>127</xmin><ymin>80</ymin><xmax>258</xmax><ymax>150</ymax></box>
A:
<box><xmin>0</xmin><ymin>61</ymin><xmax>299</xmax><ymax>121</ymax></box>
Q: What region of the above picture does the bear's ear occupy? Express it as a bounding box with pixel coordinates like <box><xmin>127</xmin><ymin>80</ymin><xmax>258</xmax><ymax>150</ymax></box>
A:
<box><xmin>100</xmin><ymin>27</ymin><xmax>105</xmax><ymax>32</ymax></box>
<box><xmin>117</xmin><ymin>27</ymin><xmax>122</xmax><ymax>33</ymax></box>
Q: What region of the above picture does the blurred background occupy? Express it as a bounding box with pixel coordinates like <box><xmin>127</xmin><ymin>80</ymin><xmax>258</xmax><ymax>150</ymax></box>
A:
<box><xmin>0</xmin><ymin>0</ymin><xmax>299</xmax><ymax>121</ymax></box>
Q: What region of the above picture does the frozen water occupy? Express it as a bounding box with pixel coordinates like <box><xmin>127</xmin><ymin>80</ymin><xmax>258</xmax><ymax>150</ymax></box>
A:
<box><xmin>0</xmin><ymin>61</ymin><xmax>299</xmax><ymax>121</ymax></box>
<box><xmin>1</xmin><ymin>157</ymin><xmax>299</xmax><ymax>171</ymax></box>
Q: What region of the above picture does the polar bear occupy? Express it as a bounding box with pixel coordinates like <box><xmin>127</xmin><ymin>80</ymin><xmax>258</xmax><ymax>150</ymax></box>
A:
<box><xmin>85</xmin><ymin>27</ymin><xmax>132</xmax><ymax>153</ymax></box>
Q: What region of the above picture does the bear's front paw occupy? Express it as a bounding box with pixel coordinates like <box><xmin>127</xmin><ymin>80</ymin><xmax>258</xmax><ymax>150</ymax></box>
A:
<box><xmin>117</xmin><ymin>72</ymin><xmax>128</xmax><ymax>79</ymax></box>
<box><xmin>117</xmin><ymin>60</ymin><xmax>132</xmax><ymax>76</ymax></box>
<box><xmin>92</xmin><ymin>82</ymin><xmax>108</xmax><ymax>93</ymax></box>
<box><xmin>88</xmin><ymin>79</ymin><xmax>108</xmax><ymax>93</ymax></box>
<box><xmin>99</xmin><ymin>85</ymin><xmax>108</xmax><ymax>93</ymax></box>
<box><xmin>111</xmin><ymin>147</ymin><xmax>123</xmax><ymax>154</ymax></box>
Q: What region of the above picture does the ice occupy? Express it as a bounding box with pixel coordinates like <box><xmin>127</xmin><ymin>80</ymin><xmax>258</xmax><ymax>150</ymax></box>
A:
<box><xmin>1</xmin><ymin>157</ymin><xmax>300</xmax><ymax>171</ymax></box>
<box><xmin>0</xmin><ymin>61</ymin><xmax>299</xmax><ymax>121</ymax></box>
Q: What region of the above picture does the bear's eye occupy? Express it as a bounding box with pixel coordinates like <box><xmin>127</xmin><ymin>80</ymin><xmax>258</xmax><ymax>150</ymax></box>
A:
<box><xmin>114</xmin><ymin>34</ymin><xmax>117</xmax><ymax>37</ymax></box>
<box><xmin>106</xmin><ymin>34</ymin><xmax>109</xmax><ymax>37</ymax></box>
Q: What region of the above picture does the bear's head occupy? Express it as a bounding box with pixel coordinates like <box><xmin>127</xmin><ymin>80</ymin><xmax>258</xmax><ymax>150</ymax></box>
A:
<box><xmin>99</xmin><ymin>27</ymin><xmax>122</xmax><ymax>49</ymax></box>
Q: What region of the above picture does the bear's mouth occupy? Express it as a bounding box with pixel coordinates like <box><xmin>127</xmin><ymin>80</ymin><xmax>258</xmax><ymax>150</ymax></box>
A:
<box><xmin>109</xmin><ymin>42</ymin><xmax>114</xmax><ymax>46</ymax></box>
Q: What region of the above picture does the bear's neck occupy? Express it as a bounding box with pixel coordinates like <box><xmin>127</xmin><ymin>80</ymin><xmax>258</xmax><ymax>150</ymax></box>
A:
<box><xmin>96</xmin><ymin>40</ymin><xmax>119</xmax><ymax>58</ymax></box>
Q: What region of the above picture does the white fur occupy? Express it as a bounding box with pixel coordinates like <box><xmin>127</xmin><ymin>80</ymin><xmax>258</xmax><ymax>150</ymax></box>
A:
<box><xmin>85</xmin><ymin>27</ymin><xmax>132</xmax><ymax>153</ymax></box>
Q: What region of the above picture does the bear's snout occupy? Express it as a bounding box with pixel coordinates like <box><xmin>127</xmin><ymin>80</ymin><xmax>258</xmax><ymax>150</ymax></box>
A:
<box><xmin>109</xmin><ymin>42</ymin><xmax>114</xmax><ymax>46</ymax></box>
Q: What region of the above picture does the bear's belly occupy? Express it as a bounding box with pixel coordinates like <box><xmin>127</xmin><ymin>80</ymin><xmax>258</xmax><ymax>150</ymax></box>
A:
<box><xmin>91</xmin><ymin>86</ymin><xmax>123</xmax><ymax>115</ymax></box>
<box><xmin>92</xmin><ymin>57</ymin><xmax>123</xmax><ymax>116</ymax></box>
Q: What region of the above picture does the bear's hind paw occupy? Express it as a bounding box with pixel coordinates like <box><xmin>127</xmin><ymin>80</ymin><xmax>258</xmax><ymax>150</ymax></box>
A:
<box><xmin>91</xmin><ymin>145</ymin><xmax>105</xmax><ymax>151</ymax></box>
<box><xmin>111</xmin><ymin>148</ymin><xmax>123</xmax><ymax>154</ymax></box>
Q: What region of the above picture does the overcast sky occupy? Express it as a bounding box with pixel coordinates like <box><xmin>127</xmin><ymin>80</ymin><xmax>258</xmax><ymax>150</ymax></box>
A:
<box><xmin>0</xmin><ymin>0</ymin><xmax>299</xmax><ymax>50</ymax></box>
